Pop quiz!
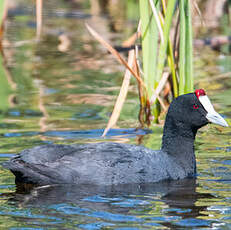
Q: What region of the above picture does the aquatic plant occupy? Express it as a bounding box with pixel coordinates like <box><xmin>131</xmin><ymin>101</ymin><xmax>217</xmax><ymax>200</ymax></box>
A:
<box><xmin>139</xmin><ymin>0</ymin><xmax>194</xmax><ymax>123</ymax></box>
<box><xmin>87</xmin><ymin>0</ymin><xmax>196</xmax><ymax>135</ymax></box>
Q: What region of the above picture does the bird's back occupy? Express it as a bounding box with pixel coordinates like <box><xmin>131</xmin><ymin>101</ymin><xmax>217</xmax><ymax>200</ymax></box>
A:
<box><xmin>3</xmin><ymin>142</ymin><xmax>188</xmax><ymax>185</ymax></box>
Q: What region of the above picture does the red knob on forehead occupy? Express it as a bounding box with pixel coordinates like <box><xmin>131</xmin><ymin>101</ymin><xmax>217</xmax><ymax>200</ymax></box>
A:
<box><xmin>195</xmin><ymin>89</ymin><xmax>206</xmax><ymax>98</ymax></box>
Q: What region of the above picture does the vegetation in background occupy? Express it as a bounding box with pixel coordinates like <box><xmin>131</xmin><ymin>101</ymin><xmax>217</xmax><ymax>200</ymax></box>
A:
<box><xmin>0</xmin><ymin>55</ymin><xmax>11</xmax><ymax>112</ymax></box>
<box><xmin>0</xmin><ymin>0</ymin><xmax>7</xmax><ymax>48</ymax></box>
<box><xmin>87</xmin><ymin>0</ymin><xmax>195</xmax><ymax>135</ymax></box>
<box><xmin>0</xmin><ymin>0</ymin><xmax>4</xmax><ymax>28</ymax></box>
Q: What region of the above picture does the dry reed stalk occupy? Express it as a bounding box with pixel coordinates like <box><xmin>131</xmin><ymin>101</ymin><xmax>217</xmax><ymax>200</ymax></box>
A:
<box><xmin>85</xmin><ymin>23</ymin><xmax>146</xmax><ymax>89</ymax></box>
<box><xmin>36</xmin><ymin>0</ymin><xmax>43</xmax><ymax>39</ymax></box>
<box><xmin>102</xmin><ymin>49</ymin><xmax>135</xmax><ymax>137</ymax></box>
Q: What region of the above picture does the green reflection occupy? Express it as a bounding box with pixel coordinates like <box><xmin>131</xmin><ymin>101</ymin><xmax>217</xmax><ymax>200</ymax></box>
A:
<box><xmin>0</xmin><ymin>56</ymin><xmax>12</xmax><ymax>112</ymax></box>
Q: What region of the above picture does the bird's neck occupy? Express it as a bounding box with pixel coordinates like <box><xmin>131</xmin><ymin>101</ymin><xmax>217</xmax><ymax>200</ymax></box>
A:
<box><xmin>161</xmin><ymin>115</ymin><xmax>198</xmax><ymax>153</ymax></box>
<box><xmin>161</xmin><ymin>116</ymin><xmax>198</xmax><ymax>176</ymax></box>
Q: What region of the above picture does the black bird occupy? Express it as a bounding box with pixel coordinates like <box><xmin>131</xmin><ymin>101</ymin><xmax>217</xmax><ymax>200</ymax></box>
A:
<box><xmin>3</xmin><ymin>89</ymin><xmax>228</xmax><ymax>185</ymax></box>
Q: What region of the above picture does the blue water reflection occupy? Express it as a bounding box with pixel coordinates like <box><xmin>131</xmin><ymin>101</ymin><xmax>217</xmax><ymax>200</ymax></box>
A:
<box><xmin>45</xmin><ymin>128</ymin><xmax>152</xmax><ymax>139</ymax></box>
<box><xmin>2</xmin><ymin>128</ymin><xmax>151</xmax><ymax>139</ymax></box>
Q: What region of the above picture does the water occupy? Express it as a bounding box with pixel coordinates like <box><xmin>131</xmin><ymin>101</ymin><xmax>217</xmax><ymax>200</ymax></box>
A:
<box><xmin>0</xmin><ymin>0</ymin><xmax>230</xmax><ymax>229</ymax></box>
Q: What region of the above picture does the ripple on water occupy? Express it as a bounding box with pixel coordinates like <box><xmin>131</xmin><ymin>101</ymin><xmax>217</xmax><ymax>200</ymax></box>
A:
<box><xmin>0</xmin><ymin>206</ymin><xmax>64</xmax><ymax>225</ymax></box>
<box><xmin>78</xmin><ymin>222</ymin><xmax>115</xmax><ymax>230</ymax></box>
<box><xmin>83</xmin><ymin>195</ymin><xmax>122</xmax><ymax>203</ymax></box>
<box><xmin>175</xmin><ymin>218</ymin><xmax>212</xmax><ymax>227</ymax></box>
<box><xmin>52</xmin><ymin>203</ymin><xmax>141</xmax><ymax>222</ymax></box>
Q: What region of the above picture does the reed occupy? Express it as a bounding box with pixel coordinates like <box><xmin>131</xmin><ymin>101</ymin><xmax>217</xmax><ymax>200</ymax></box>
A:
<box><xmin>179</xmin><ymin>0</ymin><xmax>186</xmax><ymax>95</ymax></box>
<box><xmin>88</xmin><ymin>0</ymin><xmax>195</xmax><ymax>132</ymax></box>
<box><xmin>36</xmin><ymin>0</ymin><xmax>43</xmax><ymax>39</ymax></box>
<box><xmin>139</xmin><ymin>0</ymin><xmax>194</xmax><ymax>123</ymax></box>
<box><xmin>139</xmin><ymin>0</ymin><xmax>160</xmax><ymax>122</ymax></box>
<box><xmin>139</xmin><ymin>0</ymin><xmax>158</xmax><ymax>98</ymax></box>
<box><xmin>184</xmin><ymin>0</ymin><xmax>194</xmax><ymax>93</ymax></box>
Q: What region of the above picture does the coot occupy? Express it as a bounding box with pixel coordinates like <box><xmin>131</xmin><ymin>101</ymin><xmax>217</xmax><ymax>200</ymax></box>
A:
<box><xmin>3</xmin><ymin>89</ymin><xmax>228</xmax><ymax>185</ymax></box>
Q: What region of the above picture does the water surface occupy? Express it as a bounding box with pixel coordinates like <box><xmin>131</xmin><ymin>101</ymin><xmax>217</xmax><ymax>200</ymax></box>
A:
<box><xmin>0</xmin><ymin>0</ymin><xmax>230</xmax><ymax>229</ymax></box>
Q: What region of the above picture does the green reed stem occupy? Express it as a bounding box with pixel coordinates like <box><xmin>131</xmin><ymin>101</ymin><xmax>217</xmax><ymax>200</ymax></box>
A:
<box><xmin>167</xmin><ymin>40</ymin><xmax>178</xmax><ymax>98</ymax></box>
<box><xmin>155</xmin><ymin>0</ymin><xmax>177</xmax><ymax>83</ymax></box>
<box><xmin>179</xmin><ymin>0</ymin><xmax>194</xmax><ymax>95</ymax></box>
<box><xmin>185</xmin><ymin>0</ymin><xmax>194</xmax><ymax>92</ymax></box>
<box><xmin>139</xmin><ymin>0</ymin><xmax>159</xmax><ymax>99</ymax></box>
<box><xmin>160</xmin><ymin>0</ymin><xmax>178</xmax><ymax>98</ymax></box>
<box><xmin>179</xmin><ymin>0</ymin><xmax>186</xmax><ymax>95</ymax></box>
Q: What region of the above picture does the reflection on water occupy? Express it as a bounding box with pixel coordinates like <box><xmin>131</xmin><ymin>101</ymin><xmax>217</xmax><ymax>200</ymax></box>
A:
<box><xmin>0</xmin><ymin>0</ymin><xmax>230</xmax><ymax>229</ymax></box>
<box><xmin>0</xmin><ymin>179</ymin><xmax>217</xmax><ymax>229</ymax></box>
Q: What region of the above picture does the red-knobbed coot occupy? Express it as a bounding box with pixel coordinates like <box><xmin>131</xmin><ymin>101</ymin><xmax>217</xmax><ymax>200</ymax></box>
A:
<box><xmin>3</xmin><ymin>89</ymin><xmax>228</xmax><ymax>185</ymax></box>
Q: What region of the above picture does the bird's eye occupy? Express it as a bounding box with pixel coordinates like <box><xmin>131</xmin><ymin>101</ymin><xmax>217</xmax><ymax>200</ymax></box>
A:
<box><xmin>193</xmin><ymin>104</ymin><xmax>199</xmax><ymax>109</ymax></box>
